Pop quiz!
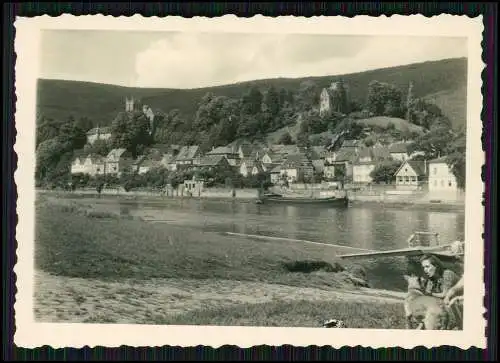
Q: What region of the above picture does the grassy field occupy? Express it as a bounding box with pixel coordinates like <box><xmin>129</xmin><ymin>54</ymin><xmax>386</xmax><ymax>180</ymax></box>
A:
<box><xmin>34</xmin><ymin>195</ymin><xmax>408</xmax><ymax>327</ymax></box>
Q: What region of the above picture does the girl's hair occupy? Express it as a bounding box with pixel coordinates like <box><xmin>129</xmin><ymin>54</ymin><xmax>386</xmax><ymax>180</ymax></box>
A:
<box><xmin>420</xmin><ymin>254</ymin><xmax>445</xmax><ymax>276</ymax></box>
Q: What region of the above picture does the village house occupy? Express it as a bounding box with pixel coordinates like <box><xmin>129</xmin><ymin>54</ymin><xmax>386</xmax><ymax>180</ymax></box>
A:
<box><xmin>310</xmin><ymin>146</ymin><xmax>328</xmax><ymax>161</ymax></box>
<box><xmin>239</xmin><ymin>158</ymin><xmax>257</xmax><ymax>177</ymax></box>
<box><xmin>280</xmin><ymin>153</ymin><xmax>314</xmax><ymax>184</ymax></box>
<box><xmin>161</xmin><ymin>153</ymin><xmax>176</xmax><ymax>171</ymax></box>
<box><xmin>427</xmin><ymin>156</ymin><xmax>461</xmax><ymax>193</ymax></box>
<box><xmin>311</xmin><ymin>159</ymin><xmax>325</xmax><ymax>177</ymax></box>
<box><xmin>134</xmin><ymin>155</ymin><xmax>163</xmax><ymax>175</ymax></box>
<box><xmin>132</xmin><ymin>146</ymin><xmax>167</xmax><ymax>174</ymax></box>
<box><xmin>71</xmin><ymin>152</ymin><xmax>106</xmax><ymax>176</ymax></box>
<box><xmin>394</xmin><ymin>159</ymin><xmax>428</xmax><ymax>190</ymax></box>
<box><xmin>137</xmin><ymin>158</ymin><xmax>159</xmax><ymax>175</ymax></box>
<box><xmin>86</xmin><ymin>126</ymin><xmax>112</xmax><ymax>145</ymax></box>
<box><xmin>268</xmin><ymin>144</ymin><xmax>301</xmax><ymax>157</ymax></box>
<box><xmin>252</xmin><ymin>163</ymin><xmax>266</xmax><ymax>176</ymax></box>
<box><xmin>226</xmin><ymin>139</ymin><xmax>255</xmax><ymax>160</ymax></box>
<box><xmin>352</xmin><ymin>145</ymin><xmax>391</xmax><ymax>184</ymax></box>
<box><xmin>71</xmin><ymin>151</ymin><xmax>89</xmax><ymax>175</ymax></box>
<box><xmin>105</xmin><ymin>148</ymin><xmax>134</xmax><ymax>176</ymax></box>
<box><xmin>389</xmin><ymin>142</ymin><xmax>411</xmax><ymax>161</ymax></box>
<box><xmin>323</xmin><ymin>147</ymin><xmax>357</xmax><ymax>182</ymax></box>
<box><xmin>174</xmin><ymin>145</ymin><xmax>201</xmax><ymax>169</ymax></box>
<box><xmin>260</xmin><ymin>151</ymin><xmax>282</xmax><ymax>166</ymax></box>
<box><xmin>352</xmin><ymin>148</ymin><xmax>376</xmax><ymax>184</ymax></box>
<box><xmin>196</xmin><ymin>154</ymin><xmax>232</xmax><ymax>173</ymax></box>
<box><xmin>341</xmin><ymin>139</ymin><xmax>361</xmax><ymax>150</ymax></box>
<box><xmin>260</xmin><ymin>144</ymin><xmax>301</xmax><ymax>167</ymax></box>
<box><xmin>206</xmin><ymin>145</ymin><xmax>240</xmax><ymax>166</ymax></box>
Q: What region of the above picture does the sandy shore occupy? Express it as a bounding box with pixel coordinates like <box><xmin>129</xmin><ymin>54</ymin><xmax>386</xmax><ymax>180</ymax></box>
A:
<box><xmin>34</xmin><ymin>270</ymin><xmax>405</xmax><ymax>325</ymax></box>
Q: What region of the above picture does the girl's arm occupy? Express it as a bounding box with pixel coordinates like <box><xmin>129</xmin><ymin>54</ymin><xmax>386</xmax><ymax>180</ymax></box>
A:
<box><xmin>444</xmin><ymin>275</ymin><xmax>465</xmax><ymax>303</ymax></box>
<box><xmin>433</xmin><ymin>270</ymin><xmax>460</xmax><ymax>298</ymax></box>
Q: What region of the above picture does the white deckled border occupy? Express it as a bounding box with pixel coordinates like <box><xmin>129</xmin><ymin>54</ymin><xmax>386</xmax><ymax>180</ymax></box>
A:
<box><xmin>13</xmin><ymin>14</ymin><xmax>486</xmax><ymax>349</ymax></box>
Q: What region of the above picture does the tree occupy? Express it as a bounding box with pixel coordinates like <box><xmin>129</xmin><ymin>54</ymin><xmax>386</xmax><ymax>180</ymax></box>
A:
<box><xmin>36</xmin><ymin>116</ymin><xmax>65</xmax><ymax>147</ymax></box>
<box><xmin>110</xmin><ymin>111</ymin><xmax>152</xmax><ymax>158</ymax></box>
<box><xmin>295</xmin><ymin>80</ymin><xmax>320</xmax><ymax>111</ymax></box>
<box><xmin>264</xmin><ymin>85</ymin><xmax>280</xmax><ymax>117</ymax></box>
<box><xmin>331</xmin><ymin>80</ymin><xmax>349</xmax><ymax>114</ymax></box>
<box><xmin>278</xmin><ymin>88</ymin><xmax>295</xmax><ymax>109</ymax></box>
<box><xmin>278</xmin><ymin>132</ymin><xmax>294</xmax><ymax>145</ymax></box>
<box><xmin>241</xmin><ymin>86</ymin><xmax>263</xmax><ymax>115</ymax></box>
<box><xmin>445</xmin><ymin>130</ymin><xmax>466</xmax><ymax>190</ymax></box>
<box><xmin>333</xmin><ymin>164</ymin><xmax>346</xmax><ymax>183</ymax></box>
<box><xmin>237</xmin><ymin>114</ymin><xmax>261</xmax><ymax>139</ymax></box>
<box><xmin>83</xmin><ymin>138</ymin><xmax>111</xmax><ymax>156</ymax></box>
<box><xmin>383</xmin><ymin>99</ymin><xmax>403</xmax><ymax>118</ymax></box>
<box><xmin>296</xmin><ymin>116</ymin><xmax>312</xmax><ymax>148</ymax></box>
<box><xmin>370</xmin><ymin>160</ymin><xmax>403</xmax><ymax>184</ymax></box>
<box><xmin>367</xmin><ymin>81</ymin><xmax>403</xmax><ymax>117</ymax></box>
<box><xmin>344</xmin><ymin>119</ymin><xmax>365</xmax><ymax>140</ymax></box>
<box><xmin>407</xmin><ymin>123</ymin><xmax>454</xmax><ymax>160</ymax></box>
<box><xmin>36</xmin><ymin>138</ymin><xmax>71</xmax><ymax>182</ymax></box>
<box><xmin>410</xmin><ymin>98</ymin><xmax>444</xmax><ymax>129</ymax></box>
<box><xmin>75</xmin><ymin>116</ymin><xmax>93</xmax><ymax>133</ymax></box>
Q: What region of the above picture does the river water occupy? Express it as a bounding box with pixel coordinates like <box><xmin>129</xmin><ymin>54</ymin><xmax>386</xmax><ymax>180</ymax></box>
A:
<box><xmin>74</xmin><ymin>196</ymin><xmax>466</xmax><ymax>291</ymax></box>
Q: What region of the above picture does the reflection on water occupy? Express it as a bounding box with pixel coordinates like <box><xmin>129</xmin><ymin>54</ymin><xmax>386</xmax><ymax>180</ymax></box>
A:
<box><xmin>87</xmin><ymin>197</ymin><xmax>465</xmax><ymax>291</ymax></box>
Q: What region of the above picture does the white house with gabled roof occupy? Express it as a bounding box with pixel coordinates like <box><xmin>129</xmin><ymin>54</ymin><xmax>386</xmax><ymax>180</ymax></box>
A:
<box><xmin>428</xmin><ymin>156</ymin><xmax>461</xmax><ymax>193</ymax></box>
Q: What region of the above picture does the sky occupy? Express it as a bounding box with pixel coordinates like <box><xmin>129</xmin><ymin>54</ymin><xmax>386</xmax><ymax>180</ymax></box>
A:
<box><xmin>39</xmin><ymin>30</ymin><xmax>468</xmax><ymax>89</ymax></box>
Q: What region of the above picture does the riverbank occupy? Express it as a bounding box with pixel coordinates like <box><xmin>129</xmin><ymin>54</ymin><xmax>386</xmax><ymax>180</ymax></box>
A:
<box><xmin>34</xmin><ymin>269</ymin><xmax>405</xmax><ymax>328</ymax></box>
<box><xmin>34</xmin><ymin>195</ymin><xmax>408</xmax><ymax>328</ymax></box>
<box><xmin>348</xmin><ymin>199</ymin><xmax>465</xmax><ymax>212</ymax></box>
<box><xmin>36</xmin><ymin>188</ymin><xmax>465</xmax><ymax>211</ymax></box>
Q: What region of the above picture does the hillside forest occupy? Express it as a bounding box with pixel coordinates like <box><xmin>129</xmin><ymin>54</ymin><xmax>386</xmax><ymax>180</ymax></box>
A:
<box><xmin>35</xmin><ymin>76</ymin><xmax>466</xmax><ymax>191</ymax></box>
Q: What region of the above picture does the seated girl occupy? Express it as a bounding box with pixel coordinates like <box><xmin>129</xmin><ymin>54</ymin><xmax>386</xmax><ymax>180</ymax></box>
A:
<box><xmin>419</xmin><ymin>254</ymin><xmax>461</xmax><ymax>298</ymax></box>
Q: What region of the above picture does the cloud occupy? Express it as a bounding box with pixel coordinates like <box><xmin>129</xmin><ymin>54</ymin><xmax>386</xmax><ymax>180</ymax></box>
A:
<box><xmin>134</xmin><ymin>33</ymin><xmax>363</xmax><ymax>88</ymax></box>
<box><xmin>134</xmin><ymin>33</ymin><xmax>468</xmax><ymax>89</ymax></box>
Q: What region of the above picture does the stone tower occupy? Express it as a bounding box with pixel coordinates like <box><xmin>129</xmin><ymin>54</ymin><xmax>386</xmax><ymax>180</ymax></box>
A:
<box><xmin>125</xmin><ymin>97</ymin><xmax>135</xmax><ymax>112</ymax></box>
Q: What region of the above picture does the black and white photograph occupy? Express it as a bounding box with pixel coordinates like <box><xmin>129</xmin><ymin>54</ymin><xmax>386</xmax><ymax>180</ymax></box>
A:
<box><xmin>14</xmin><ymin>15</ymin><xmax>485</xmax><ymax>349</ymax></box>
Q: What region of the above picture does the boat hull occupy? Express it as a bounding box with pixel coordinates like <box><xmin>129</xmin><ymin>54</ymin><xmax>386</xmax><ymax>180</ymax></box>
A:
<box><xmin>259</xmin><ymin>196</ymin><xmax>349</xmax><ymax>207</ymax></box>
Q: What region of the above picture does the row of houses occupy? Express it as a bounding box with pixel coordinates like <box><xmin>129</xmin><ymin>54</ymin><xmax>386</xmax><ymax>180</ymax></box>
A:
<box><xmin>70</xmin><ymin>137</ymin><xmax>461</xmax><ymax>192</ymax></box>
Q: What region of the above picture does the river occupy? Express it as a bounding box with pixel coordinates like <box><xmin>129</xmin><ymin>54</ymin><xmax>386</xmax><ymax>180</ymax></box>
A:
<box><xmin>65</xmin><ymin>195</ymin><xmax>466</xmax><ymax>291</ymax></box>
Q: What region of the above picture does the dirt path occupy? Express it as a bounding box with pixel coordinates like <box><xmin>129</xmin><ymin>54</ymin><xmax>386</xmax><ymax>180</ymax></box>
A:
<box><xmin>34</xmin><ymin>270</ymin><xmax>405</xmax><ymax>325</ymax></box>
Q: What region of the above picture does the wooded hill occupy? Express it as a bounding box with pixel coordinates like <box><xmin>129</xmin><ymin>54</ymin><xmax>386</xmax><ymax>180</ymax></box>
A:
<box><xmin>36</xmin><ymin>57</ymin><xmax>467</xmax><ymax>131</ymax></box>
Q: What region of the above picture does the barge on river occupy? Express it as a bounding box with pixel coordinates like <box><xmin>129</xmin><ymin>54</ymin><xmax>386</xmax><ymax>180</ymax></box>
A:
<box><xmin>257</xmin><ymin>192</ymin><xmax>349</xmax><ymax>207</ymax></box>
